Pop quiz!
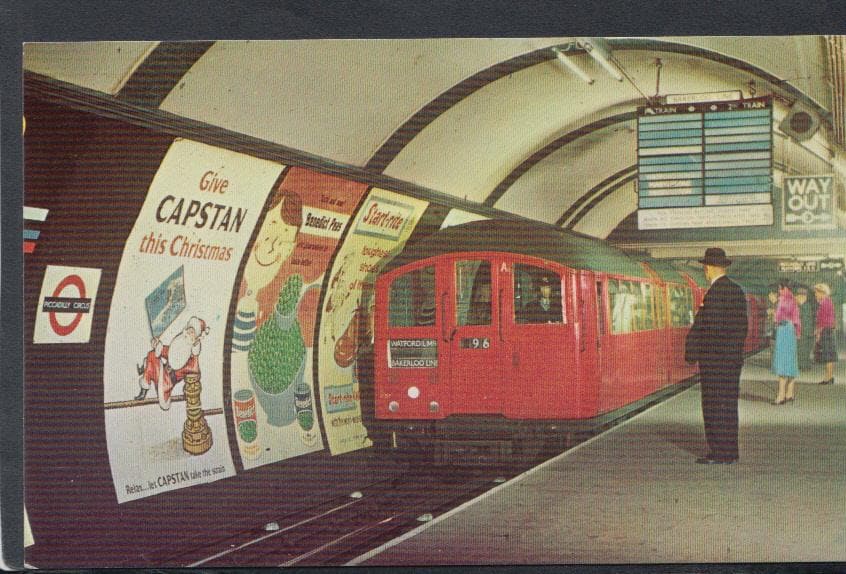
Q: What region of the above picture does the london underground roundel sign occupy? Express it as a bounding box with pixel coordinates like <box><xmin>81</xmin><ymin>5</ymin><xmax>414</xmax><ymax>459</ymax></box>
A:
<box><xmin>34</xmin><ymin>266</ymin><xmax>102</xmax><ymax>344</ymax></box>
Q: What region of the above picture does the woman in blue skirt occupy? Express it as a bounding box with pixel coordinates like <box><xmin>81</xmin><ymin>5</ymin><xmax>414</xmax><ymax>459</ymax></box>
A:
<box><xmin>772</xmin><ymin>279</ymin><xmax>801</xmax><ymax>404</ymax></box>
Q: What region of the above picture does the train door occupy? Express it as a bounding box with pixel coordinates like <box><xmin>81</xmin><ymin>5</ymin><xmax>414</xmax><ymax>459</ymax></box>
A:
<box><xmin>654</xmin><ymin>283</ymin><xmax>672</xmax><ymax>388</ymax></box>
<box><xmin>446</xmin><ymin>257</ymin><xmax>503</xmax><ymax>413</ymax></box>
<box><xmin>377</xmin><ymin>261</ymin><xmax>446</xmax><ymax>419</ymax></box>
<box><xmin>507</xmin><ymin>262</ymin><xmax>576</xmax><ymax>418</ymax></box>
<box><xmin>577</xmin><ymin>271</ymin><xmax>602</xmax><ymax>414</ymax></box>
<box><xmin>593</xmin><ymin>276</ymin><xmax>614</xmax><ymax>409</ymax></box>
<box><xmin>668</xmin><ymin>282</ymin><xmax>697</xmax><ymax>382</ymax></box>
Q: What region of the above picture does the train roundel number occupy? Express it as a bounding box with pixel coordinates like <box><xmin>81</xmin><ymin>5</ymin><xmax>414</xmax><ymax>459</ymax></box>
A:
<box><xmin>48</xmin><ymin>274</ymin><xmax>87</xmax><ymax>336</ymax></box>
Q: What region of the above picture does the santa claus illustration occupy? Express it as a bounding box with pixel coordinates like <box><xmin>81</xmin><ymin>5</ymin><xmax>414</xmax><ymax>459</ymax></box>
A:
<box><xmin>135</xmin><ymin>316</ymin><xmax>210</xmax><ymax>410</ymax></box>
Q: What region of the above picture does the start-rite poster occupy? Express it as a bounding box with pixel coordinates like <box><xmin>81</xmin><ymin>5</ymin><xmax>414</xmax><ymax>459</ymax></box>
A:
<box><xmin>318</xmin><ymin>188</ymin><xmax>428</xmax><ymax>455</ymax></box>
<box><xmin>103</xmin><ymin>139</ymin><xmax>283</xmax><ymax>503</ymax></box>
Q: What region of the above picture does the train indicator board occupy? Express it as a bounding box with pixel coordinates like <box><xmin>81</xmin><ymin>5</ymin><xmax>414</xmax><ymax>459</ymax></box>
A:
<box><xmin>637</xmin><ymin>97</ymin><xmax>774</xmax><ymax>230</ymax></box>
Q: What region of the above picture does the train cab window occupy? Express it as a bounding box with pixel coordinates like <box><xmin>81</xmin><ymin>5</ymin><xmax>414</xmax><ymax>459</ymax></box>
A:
<box><xmin>669</xmin><ymin>285</ymin><xmax>695</xmax><ymax>327</ymax></box>
<box><xmin>456</xmin><ymin>260</ymin><xmax>492</xmax><ymax>326</ymax></box>
<box><xmin>514</xmin><ymin>264</ymin><xmax>563</xmax><ymax>324</ymax></box>
<box><xmin>389</xmin><ymin>265</ymin><xmax>436</xmax><ymax>327</ymax></box>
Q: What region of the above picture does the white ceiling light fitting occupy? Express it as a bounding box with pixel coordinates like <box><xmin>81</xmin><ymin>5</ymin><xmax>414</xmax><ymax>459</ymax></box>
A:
<box><xmin>579</xmin><ymin>37</ymin><xmax>624</xmax><ymax>82</ymax></box>
<box><xmin>552</xmin><ymin>47</ymin><xmax>594</xmax><ymax>84</ymax></box>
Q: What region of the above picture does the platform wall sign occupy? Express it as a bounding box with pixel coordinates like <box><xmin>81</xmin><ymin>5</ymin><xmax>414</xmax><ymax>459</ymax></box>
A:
<box><xmin>778</xmin><ymin>260</ymin><xmax>820</xmax><ymax>273</ymax></box>
<box><xmin>636</xmin><ymin>97</ymin><xmax>774</xmax><ymax>230</ymax></box>
<box><xmin>229</xmin><ymin>168</ymin><xmax>367</xmax><ymax>470</ymax></box>
<box><xmin>103</xmin><ymin>139</ymin><xmax>283</xmax><ymax>503</ymax></box>
<box><xmin>318</xmin><ymin>188</ymin><xmax>428</xmax><ymax>455</ymax></box>
<box><xmin>33</xmin><ymin>265</ymin><xmax>101</xmax><ymax>344</ymax></box>
<box><xmin>777</xmin><ymin>258</ymin><xmax>845</xmax><ymax>273</ymax></box>
<box><xmin>819</xmin><ymin>258</ymin><xmax>845</xmax><ymax>272</ymax></box>
<box><xmin>782</xmin><ymin>174</ymin><xmax>836</xmax><ymax>230</ymax></box>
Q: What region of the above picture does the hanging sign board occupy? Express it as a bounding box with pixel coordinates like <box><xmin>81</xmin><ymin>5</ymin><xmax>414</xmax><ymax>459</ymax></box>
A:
<box><xmin>637</xmin><ymin>97</ymin><xmax>774</xmax><ymax>230</ymax></box>
<box><xmin>782</xmin><ymin>174</ymin><xmax>836</xmax><ymax>230</ymax></box>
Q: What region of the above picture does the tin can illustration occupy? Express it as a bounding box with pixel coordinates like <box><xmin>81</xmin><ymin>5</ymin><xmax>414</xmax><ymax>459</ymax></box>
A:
<box><xmin>294</xmin><ymin>381</ymin><xmax>314</xmax><ymax>431</ymax></box>
<box><xmin>233</xmin><ymin>389</ymin><xmax>261</xmax><ymax>459</ymax></box>
<box><xmin>234</xmin><ymin>389</ymin><xmax>258</xmax><ymax>442</ymax></box>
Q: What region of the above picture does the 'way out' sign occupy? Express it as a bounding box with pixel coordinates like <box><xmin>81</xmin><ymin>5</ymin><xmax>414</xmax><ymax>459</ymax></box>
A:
<box><xmin>782</xmin><ymin>174</ymin><xmax>836</xmax><ymax>230</ymax></box>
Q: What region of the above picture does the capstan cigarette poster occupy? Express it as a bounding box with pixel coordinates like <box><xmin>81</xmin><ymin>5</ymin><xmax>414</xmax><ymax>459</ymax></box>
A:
<box><xmin>103</xmin><ymin>139</ymin><xmax>283</xmax><ymax>502</ymax></box>
<box><xmin>317</xmin><ymin>188</ymin><xmax>428</xmax><ymax>455</ymax></box>
<box><xmin>229</xmin><ymin>168</ymin><xmax>367</xmax><ymax>469</ymax></box>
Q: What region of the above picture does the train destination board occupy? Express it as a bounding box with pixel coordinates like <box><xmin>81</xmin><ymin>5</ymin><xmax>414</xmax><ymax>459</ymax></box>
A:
<box><xmin>388</xmin><ymin>338</ymin><xmax>438</xmax><ymax>368</ymax></box>
<box><xmin>636</xmin><ymin>97</ymin><xmax>774</xmax><ymax>230</ymax></box>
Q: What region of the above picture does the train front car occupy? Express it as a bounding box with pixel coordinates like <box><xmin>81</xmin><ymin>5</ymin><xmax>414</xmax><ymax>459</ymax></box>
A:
<box><xmin>375</xmin><ymin>250</ymin><xmax>583</xmax><ymax>422</ymax></box>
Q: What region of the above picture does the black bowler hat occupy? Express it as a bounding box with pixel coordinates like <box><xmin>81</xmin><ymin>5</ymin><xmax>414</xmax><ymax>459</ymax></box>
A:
<box><xmin>698</xmin><ymin>247</ymin><xmax>732</xmax><ymax>267</ymax></box>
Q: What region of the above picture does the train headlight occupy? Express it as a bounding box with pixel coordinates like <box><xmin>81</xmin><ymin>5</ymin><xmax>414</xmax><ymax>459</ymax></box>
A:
<box><xmin>407</xmin><ymin>386</ymin><xmax>420</xmax><ymax>399</ymax></box>
<box><xmin>388</xmin><ymin>401</ymin><xmax>399</xmax><ymax>413</ymax></box>
<box><xmin>429</xmin><ymin>401</ymin><xmax>439</xmax><ymax>413</ymax></box>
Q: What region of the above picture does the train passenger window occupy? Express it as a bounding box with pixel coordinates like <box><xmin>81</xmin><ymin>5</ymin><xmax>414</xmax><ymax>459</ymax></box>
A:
<box><xmin>669</xmin><ymin>285</ymin><xmax>694</xmax><ymax>327</ymax></box>
<box><xmin>456</xmin><ymin>261</ymin><xmax>491</xmax><ymax>326</ymax></box>
<box><xmin>513</xmin><ymin>264</ymin><xmax>563</xmax><ymax>324</ymax></box>
<box><xmin>629</xmin><ymin>283</ymin><xmax>643</xmax><ymax>331</ymax></box>
<box><xmin>388</xmin><ymin>265</ymin><xmax>436</xmax><ymax>327</ymax></box>
<box><xmin>641</xmin><ymin>283</ymin><xmax>655</xmax><ymax>330</ymax></box>
<box><xmin>685</xmin><ymin>288</ymin><xmax>695</xmax><ymax>325</ymax></box>
<box><xmin>610</xmin><ymin>279</ymin><xmax>637</xmax><ymax>333</ymax></box>
<box><xmin>596</xmin><ymin>281</ymin><xmax>606</xmax><ymax>335</ymax></box>
<box><xmin>655</xmin><ymin>285</ymin><xmax>668</xmax><ymax>328</ymax></box>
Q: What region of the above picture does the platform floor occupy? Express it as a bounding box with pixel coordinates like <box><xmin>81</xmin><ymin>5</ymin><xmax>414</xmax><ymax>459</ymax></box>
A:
<box><xmin>353</xmin><ymin>349</ymin><xmax>846</xmax><ymax>565</ymax></box>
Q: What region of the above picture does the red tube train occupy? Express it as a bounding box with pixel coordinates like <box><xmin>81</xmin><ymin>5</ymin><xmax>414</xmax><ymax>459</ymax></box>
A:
<box><xmin>370</xmin><ymin>220</ymin><xmax>767</xmax><ymax>451</ymax></box>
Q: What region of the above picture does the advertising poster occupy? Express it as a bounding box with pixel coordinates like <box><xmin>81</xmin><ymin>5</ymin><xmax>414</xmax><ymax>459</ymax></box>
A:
<box><xmin>318</xmin><ymin>188</ymin><xmax>428</xmax><ymax>455</ymax></box>
<box><xmin>229</xmin><ymin>168</ymin><xmax>367</xmax><ymax>468</ymax></box>
<box><xmin>33</xmin><ymin>265</ymin><xmax>101</xmax><ymax>344</ymax></box>
<box><xmin>103</xmin><ymin>139</ymin><xmax>283</xmax><ymax>503</ymax></box>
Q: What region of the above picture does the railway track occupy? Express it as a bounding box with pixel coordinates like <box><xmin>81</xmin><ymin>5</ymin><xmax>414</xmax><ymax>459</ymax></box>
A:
<box><xmin>181</xmin><ymin>461</ymin><xmax>509</xmax><ymax>567</ymax></box>
<box><xmin>167</xmin><ymin>377</ymin><xmax>701</xmax><ymax>567</ymax></box>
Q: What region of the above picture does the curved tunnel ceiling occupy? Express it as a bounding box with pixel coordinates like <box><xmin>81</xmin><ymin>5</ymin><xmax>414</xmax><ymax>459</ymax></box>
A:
<box><xmin>23</xmin><ymin>37</ymin><xmax>845</xmax><ymax>240</ymax></box>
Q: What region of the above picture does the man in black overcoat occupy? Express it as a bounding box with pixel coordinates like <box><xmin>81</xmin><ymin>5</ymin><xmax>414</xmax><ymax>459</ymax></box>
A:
<box><xmin>684</xmin><ymin>247</ymin><xmax>748</xmax><ymax>464</ymax></box>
